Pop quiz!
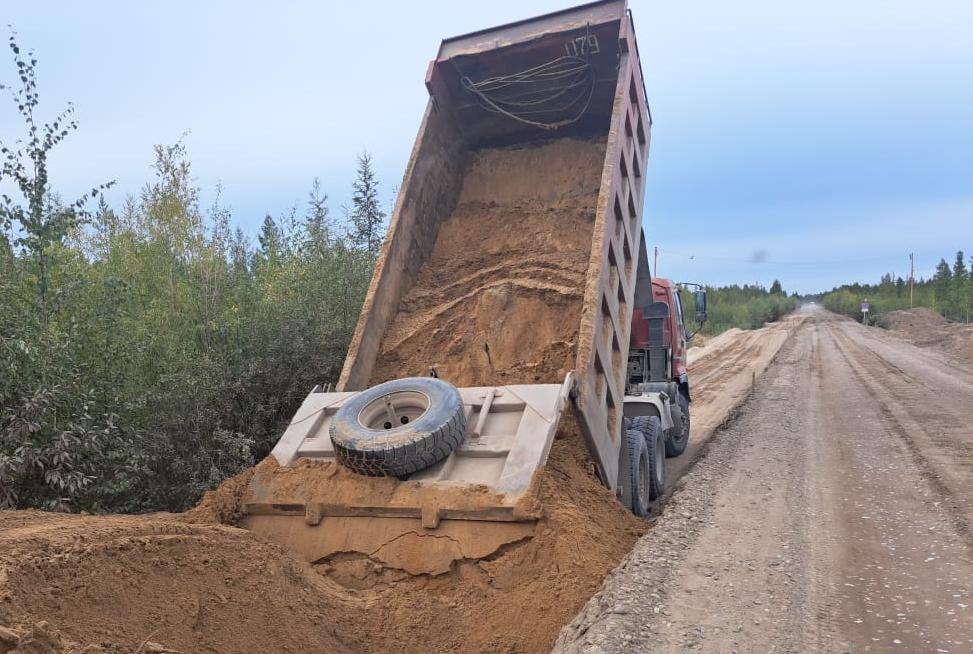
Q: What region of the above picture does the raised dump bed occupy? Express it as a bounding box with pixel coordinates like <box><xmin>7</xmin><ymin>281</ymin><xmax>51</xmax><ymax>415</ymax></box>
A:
<box><xmin>244</xmin><ymin>0</ymin><xmax>651</xmax><ymax>573</ymax></box>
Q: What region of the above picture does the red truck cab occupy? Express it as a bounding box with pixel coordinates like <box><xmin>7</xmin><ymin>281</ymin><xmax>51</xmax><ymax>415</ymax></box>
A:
<box><xmin>627</xmin><ymin>233</ymin><xmax>706</xmax><ymax>404</ymax></box>
<box><xmin>649</xmin><ymin>278</ymin><xmax>689</xmax><ymax>386</ymax></box>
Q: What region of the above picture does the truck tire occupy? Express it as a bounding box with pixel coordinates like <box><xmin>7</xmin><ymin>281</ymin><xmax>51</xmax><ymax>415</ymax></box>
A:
<box><xmin>620</xmin><ymin>429</ymin><xmax>651</xmax><ymax>517</ymax></box>
<box><xmin>642</xmin><ymin>415</ymin><xmax>667</xmax><ymax>500</ymax></box>
<box><xmin>330</xmin><ymin>377</ymin><xmax>466</xmax><ymax>477</ymax></box>
<box><xmin>665</xmin><ymin>393</ymin><xmax>690</xmax><ymax>457</ymax></box>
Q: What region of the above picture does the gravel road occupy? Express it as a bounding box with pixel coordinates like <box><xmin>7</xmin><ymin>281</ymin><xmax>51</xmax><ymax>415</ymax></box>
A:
<box><xmin>555</xmin><ymin>307</ymin><xmax>973</xmax><ymax>653</ymax></box>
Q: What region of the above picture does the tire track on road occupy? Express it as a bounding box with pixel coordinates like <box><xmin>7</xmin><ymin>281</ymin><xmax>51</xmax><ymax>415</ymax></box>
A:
<box><xmin>828</xmin><ymin>322</ymin><xmax>973</xmax><ymax>550</ymax></box>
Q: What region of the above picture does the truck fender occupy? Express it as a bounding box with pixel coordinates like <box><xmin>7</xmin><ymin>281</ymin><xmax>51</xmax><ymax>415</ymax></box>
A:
<box><xmin>622</xmin><ymin>394</ymin><xmax>675</xmax><ymax>432</ymax></box>
<box><xmin>678</xmin><ymin>373</ymin><xmax>691</xmax><ymax>402</ymax></box>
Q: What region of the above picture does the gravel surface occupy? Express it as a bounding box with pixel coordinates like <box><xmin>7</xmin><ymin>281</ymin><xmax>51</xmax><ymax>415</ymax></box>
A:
<box><xmin>555</xmin><ymin>307</ymin><xmax>973</xmax><ymax>653</ymax></box>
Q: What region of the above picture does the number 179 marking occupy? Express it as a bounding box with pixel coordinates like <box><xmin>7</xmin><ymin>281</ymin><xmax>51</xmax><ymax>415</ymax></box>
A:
<box><xmin>565</xmin><ymin>35</ymin><xmax>600</xmax><ymax>57</ymax></box>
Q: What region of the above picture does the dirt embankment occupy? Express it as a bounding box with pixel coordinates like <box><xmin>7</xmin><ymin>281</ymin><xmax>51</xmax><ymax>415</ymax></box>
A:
<box><xmin>0</xmin><ymin>137</ymin><xmax>650</xmax><ymax>653</ymax></box>
<box><xmin>882</xmin><ymin>307</ymin><xmax>973</xmax><ymax>361</ymax></box>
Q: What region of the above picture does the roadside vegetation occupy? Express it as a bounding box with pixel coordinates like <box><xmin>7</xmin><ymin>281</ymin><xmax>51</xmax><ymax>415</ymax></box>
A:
<box><xmin>820</xmin><ymin>252</ymin><xmax>972</xmax><ymax>324</ymax></box>
<box><xmin>681</xmin><ymin>281</ymin><xmax>797</xmax><ymax>337</ymax></box>
<box><xmin>0</xmin><ymin>36</ymin><xmax>384</xmax><ymax>512</ymax></box>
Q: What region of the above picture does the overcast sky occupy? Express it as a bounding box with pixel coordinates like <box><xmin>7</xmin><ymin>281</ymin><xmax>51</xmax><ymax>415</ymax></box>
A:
<box><xmin>3</xmin><ymin>0</ymin><xmax>971</xmax><ymax>293</ymax></box>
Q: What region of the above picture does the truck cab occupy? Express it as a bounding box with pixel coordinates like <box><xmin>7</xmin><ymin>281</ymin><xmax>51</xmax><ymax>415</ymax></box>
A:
<box><xmin>649</xmin><ymin>277</ymin><xmax>689</xmax><ymax>390</ymax></box>
<box><xmin>619</xmin><ymin>235</ymin><xmax>706</xmax><ymax>511</ymax></box>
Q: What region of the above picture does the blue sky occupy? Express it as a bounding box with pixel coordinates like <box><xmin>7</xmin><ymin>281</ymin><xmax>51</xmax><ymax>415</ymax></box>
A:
<box><xmin>3</xmin><ymin>0</ymin><xmax>971</xmax><ymax>293</ymax></box>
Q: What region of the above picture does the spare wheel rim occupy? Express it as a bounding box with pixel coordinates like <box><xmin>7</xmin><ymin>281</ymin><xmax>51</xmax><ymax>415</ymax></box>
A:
<box><xmin>358</xmin><ymin>390</ymin><xmax>431</xmax><ymax>431</ymax></box>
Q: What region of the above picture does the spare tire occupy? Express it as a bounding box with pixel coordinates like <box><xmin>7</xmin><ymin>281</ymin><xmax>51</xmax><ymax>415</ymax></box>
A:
<box><xmin>330</xmin><ymin>377</ymin><xmax>466</xmax><ymax>477</ymax></box>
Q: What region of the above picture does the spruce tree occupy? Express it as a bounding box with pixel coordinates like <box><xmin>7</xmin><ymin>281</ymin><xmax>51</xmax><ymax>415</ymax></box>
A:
<box><xmin>953</xmin><ymin>251</ymin><xmax>969</xmax><ymax>320</ymax></box>
<box><xmin>953</xmin><ymin>250</ymin><xmax>967</xmax><ymax>280</ymax></box>
<box><xmin>933</xmin><ymin>259</ymin><xmax>952</xmax><ymax>311</ymax></box>
<box><xmin>304</xmin><ymin>178</ymin><xmax>331</xmax><ymax>251</ymax></box>
<box><xmin>348</xmin><ymin>151</ymin><xmax>386</xmax><ymax>256</ymax></box>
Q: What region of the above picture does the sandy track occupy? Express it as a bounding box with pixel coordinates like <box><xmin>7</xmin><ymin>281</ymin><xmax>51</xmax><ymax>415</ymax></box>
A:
<box><xmin>668</xmin><ymin>313</ymin><xmax>804</xmax><ymax>485</ymax></box>
<box><xmin>556</xmin><ymin>307</ymin><xmax>973</xmax><ymax>652</ymax></box>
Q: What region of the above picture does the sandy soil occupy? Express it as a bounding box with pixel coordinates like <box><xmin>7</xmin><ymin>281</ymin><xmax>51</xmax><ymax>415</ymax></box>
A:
<box><xmin>0</xmin><ymin>422</ymin><xmax>646</xmax><ymax>654</ymax></box>
<box><xmin>882</xmin><ymin>307</ymin><xmax>973</xmax><ymax>361</ymax></box>
<box><xmin>556</xmin><ymin>306</ymin><xmax>973</xmax><ymax>652</ymax></box>
<box><xmin>370</xmin><ymin>137</ymin><xmax>604</xmax><ymax>388</ymax></box>
<box><xmin>673</xmin><ymin>314</ymin><xmax>804</xmax><ymax>486</ymax></box>
<box><xmin>0</xmin><ymin>512</ymin><xmax>356</xmax><ymax>653</ymax></box>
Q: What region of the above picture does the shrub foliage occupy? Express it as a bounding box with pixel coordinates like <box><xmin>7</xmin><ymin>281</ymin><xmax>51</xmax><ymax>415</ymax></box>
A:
<box><xmin>0</xmin><ymin>37</ymin><xmax>380</xmax><ymax>511</ymax></box>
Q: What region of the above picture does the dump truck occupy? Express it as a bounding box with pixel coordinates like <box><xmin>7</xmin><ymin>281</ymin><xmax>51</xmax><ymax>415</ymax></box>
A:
<box><xmin>242</xmin><ymin>0</ymin><xmax>706</xmax><ymax>576</ymax></box>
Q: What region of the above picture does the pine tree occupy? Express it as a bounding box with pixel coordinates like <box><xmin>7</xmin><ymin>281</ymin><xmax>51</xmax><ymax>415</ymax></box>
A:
<box><xmin>769</xmin><ymin>279</ymin><xmax>783</xmax><ymax>295</ymax></box>
<box><xmin>348</xmin><ymin>151</ymin><xmax>386</xmax><ymax>255</ymax></box>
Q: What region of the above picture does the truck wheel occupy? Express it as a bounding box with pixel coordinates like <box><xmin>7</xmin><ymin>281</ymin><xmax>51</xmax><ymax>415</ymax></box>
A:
<box><xmin>330</xmin><ymin>377</ymin><xmax>466</xmax><ymax>477</ymax></box>
<box><xmin>665</xmin><ymin>394</ymin><xmax>690</xmax><ymax>457</ymax></box>
<box><xmin>642</xmin><ymin>415</ymin><xmax>667</xmax><ymax>500</ymax></box>
<box><xmin>620</xmin><ymin>429</ymin><xmax>651</xmax><ymax>517</ymax></box>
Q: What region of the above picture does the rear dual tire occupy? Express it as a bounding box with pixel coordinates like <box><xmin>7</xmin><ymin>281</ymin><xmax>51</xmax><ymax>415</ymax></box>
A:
<box><xmin>621</xmin><ymin>415</ymin><xmax>666</xmax><ymax>517</ymax></box>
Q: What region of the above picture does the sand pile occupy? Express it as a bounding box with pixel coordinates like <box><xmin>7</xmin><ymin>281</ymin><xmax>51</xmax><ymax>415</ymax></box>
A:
<box><xmin>883</xmin><ymin>307</ymin><xmax>973</xmax><ymax>361</ymax></box>
<box><xmin>0</xmin><ymin>511</ymin><xmax>355</xmax><ymax>653</ymax></box>
<box><xmin>370</xmin><ymin>137</ymin><xmax>603</xmax><ymax>387</ymax></box>
<box><xmin>307</xmin><ymin>417</ymin><xmax>646</xmax><ymax>653</ymax></box>
<box><xmin>883</xmin><ymin>307</ymin><xmax>948</xmax><ymax>332</ymax></box>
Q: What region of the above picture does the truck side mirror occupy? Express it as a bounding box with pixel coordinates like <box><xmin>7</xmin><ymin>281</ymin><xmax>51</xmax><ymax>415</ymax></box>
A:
<box><xmin>694</xmin><ymin>290</ymin><xmax>707</xmax><ymax>324</ymax></box>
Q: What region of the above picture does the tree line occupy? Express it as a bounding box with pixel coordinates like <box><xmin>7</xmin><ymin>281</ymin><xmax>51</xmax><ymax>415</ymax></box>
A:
<box><xmin>0</xmin><ymin>35</ymin><xmax>386</xmax><ymax>512</ymax></box>
<box><xmin>680</xmin><ymin>280</ymin><xmax>797</xmax><ymax>336</ymax></box>
<box><xmin>821</xmin><ymin>251</ymin><xmax>972</xmax><ymax>323</ymax></box>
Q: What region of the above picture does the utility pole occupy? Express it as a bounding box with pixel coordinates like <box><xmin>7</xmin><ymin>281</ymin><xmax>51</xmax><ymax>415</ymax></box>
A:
<box><xmin>653</xmin><ymin>246</ymin><xmax>658</xmax><ymax>277</ymax></box>
<box><xmin>909</xmin><ymin>252</ymin><xmax>914</xmax><ymax>308</ymax></box>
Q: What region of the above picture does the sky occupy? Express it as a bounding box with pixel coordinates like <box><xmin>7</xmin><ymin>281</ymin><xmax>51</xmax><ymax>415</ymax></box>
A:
<box><xmin>2</xmin><ymin>0</ymin><xmax>971</xmax><ymax>294</ymax></box>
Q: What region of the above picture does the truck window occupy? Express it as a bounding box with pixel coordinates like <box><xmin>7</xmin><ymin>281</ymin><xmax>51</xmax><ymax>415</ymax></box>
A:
<box><xmin>672</xmin><ymin>290</ymin><xmax>686</xmax><ymax>336</ymax></box>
